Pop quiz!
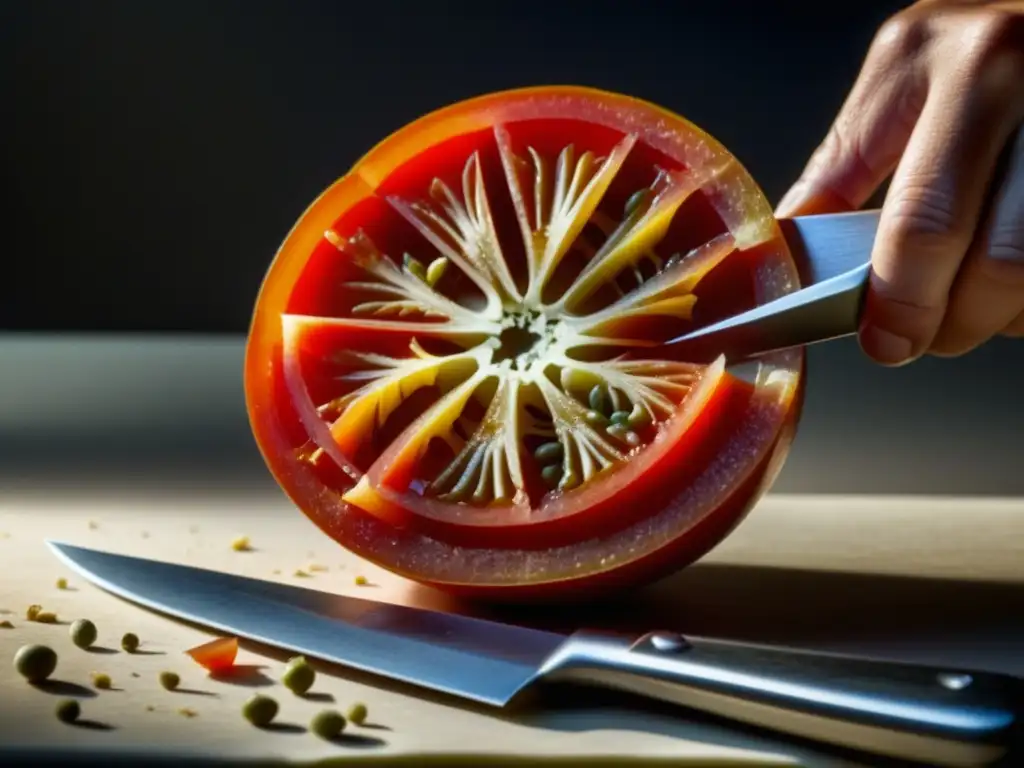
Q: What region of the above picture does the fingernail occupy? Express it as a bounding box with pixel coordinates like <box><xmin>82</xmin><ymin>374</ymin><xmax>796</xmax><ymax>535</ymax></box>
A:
<box><xmin>859</xmin><ymin>325</ymin><xmax>914</xmax><ymax>366</ymax></box>
<box><xmin>774</xmin><ymin>183</ymin><xmax>807</xmax><ymax>218</ymax></box>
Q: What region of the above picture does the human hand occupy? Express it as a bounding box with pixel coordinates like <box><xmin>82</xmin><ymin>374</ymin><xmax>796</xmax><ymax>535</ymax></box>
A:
<box><xmin>775</xmin><ymin>0</ymin><xmax>1024</xmax><ymax>365</ymax></box>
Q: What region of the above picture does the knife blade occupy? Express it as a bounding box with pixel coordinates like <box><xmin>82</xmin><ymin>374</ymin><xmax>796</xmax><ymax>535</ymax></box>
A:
<box><xmin>662</xmin><ymin>209</ymin><xmax>880</xmax><ymax>362</ymax></box>
<box><xmin>47</xmin><ymin>540</ymin><xmax>1022</xmax><ymax>767</ymax></box>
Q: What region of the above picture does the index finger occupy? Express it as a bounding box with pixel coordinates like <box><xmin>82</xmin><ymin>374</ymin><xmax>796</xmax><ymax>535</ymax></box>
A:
<box><xmin>859</xmin><ymin>69</ymin><xmax>1022</xmax><ymax>365</ymax></box>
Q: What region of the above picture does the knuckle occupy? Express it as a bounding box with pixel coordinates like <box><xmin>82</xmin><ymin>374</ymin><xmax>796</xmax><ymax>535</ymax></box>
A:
<box><xmin>960</xmin><ymin>11</ymin><xmax>1024</xmax><ymax>87</ymax></box>
<box><xmin>814</xmin><ymin>120</ymin><xmax>872</xmax><ymax>181</ymax></box>
<box><xmin>872</xmin><ymin>12</ymin><xmax>929</xmax><ymax>60</ymax></box>
<box><xmin>886</xmin><ymin>180</ymin><xmax>960</xmax><ymax>246</ymax></box>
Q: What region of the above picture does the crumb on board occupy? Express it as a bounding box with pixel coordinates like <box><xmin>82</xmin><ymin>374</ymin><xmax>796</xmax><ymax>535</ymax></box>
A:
<box><xmin>294</xmin><ymin>569</ymin><xmax>310</xmax><ymax>578</ymax></box>
<box><xmin>56</xmin><ymin>578</ymin><xmax>68</xmax><ymax>590</ymax></box>
<box><xmin>231</xmin><ymin>536</ymin><xmax>252</xmax><ymax>552</ymax></box>
<box><xmin>178</xmin><ymin>707</ymin><xmax>198</xmax><ymax>718</ymax></box>
<box><xmin>145</xmin><ymin>705</ymin><xmax>155</xmax><ymax>712</ymax></box>
<box><xmin>0</xmin><ymin>620</ymin><xmax>13</xmax><ymax>629</ymax></box>
<box><xmin>88</xmin><ymin>521</ymin><xmax>98</xmax><ymax>530</ymax></box>
<box><xmin>272</xmin><ymin>569</ymin><xmax>281</xmax><ymax>575</ymax></box>
<box><xmin>354</xmin><ymin>575</ymin><xmax>368</xmax><ymax>586</ymax></box>
<box><xmin>141</xmin><ymin>531</ymin><xmax>150</xmax><ymax>539</ymax></box>
<box><xmin>189</xmin><ymin>525</ymin><xmax>199</xmax><ymax>534</ymax></box>
<box><xmin>35</xmin><ymin>611</ymin><xmax>58</xmax><ymax>624</ymax></box>
<box><xmin>131</xmin><ymin>672</ymin><xmax>140</xmax><ymax>678</ymax></box>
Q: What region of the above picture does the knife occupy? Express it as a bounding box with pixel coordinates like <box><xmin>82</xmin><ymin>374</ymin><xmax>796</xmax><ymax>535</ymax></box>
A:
<box><xmin>664</xmin><ymin>209</ymin><xmax>879</xmax><ymax>362</ymax></box>
<box><xmin>47</xmin><ymin>540</ymin><xmax>1022</xmax><ymax>767</ymax></box>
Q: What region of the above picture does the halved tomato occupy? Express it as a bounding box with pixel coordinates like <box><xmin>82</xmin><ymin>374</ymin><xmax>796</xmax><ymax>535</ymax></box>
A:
<box><xmin>244</xmin><ymin>86</ymin><xmax>806</xmax><ymax>602</ymax></box>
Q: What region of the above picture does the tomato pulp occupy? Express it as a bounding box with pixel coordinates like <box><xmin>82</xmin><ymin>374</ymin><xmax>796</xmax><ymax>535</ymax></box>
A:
<box><xmin>244</xmin><ymin>86</ymin><xmax>805</xmax><ymax>601</ymax></box>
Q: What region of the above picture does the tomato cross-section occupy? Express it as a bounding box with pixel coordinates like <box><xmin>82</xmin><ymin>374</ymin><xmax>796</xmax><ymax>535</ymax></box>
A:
<box><xmin>244</xmin><ymin>86</ymin><xmax>806</xmax><ymax>601</ymax></box>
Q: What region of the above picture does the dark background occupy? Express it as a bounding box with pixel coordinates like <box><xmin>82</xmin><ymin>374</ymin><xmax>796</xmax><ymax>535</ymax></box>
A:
<box><xmin>2</xmin><ymin>0</ymin><xmax>1022</xmax><ymax>496</ymax></box>
<box><xmin>2</xmin><ymin>0</ymin><xmax>906</xmax><ymax>333</ymax></box>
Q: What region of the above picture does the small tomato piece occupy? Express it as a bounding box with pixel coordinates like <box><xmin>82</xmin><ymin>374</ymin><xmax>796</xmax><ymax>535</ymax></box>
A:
<box><xmin>185</xmin><ymin>636</ymin><xmax>238</xmax><ymax>673</ymax></box>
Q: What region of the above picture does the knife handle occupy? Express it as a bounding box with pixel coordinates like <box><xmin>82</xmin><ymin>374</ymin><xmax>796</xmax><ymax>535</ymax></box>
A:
<box><xmin>537</xmin><ymin>630</ymin><xmax>1022</xmax><ymax>767</ymax></box>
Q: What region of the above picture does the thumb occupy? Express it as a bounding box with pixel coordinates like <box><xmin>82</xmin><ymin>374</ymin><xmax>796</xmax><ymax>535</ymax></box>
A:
<box><xmin>775</xmin><ymin>19</ymin><xmax>927</xmax><ymax>218</ymax></box>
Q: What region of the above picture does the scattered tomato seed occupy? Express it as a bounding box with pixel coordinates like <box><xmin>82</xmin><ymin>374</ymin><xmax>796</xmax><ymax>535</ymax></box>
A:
<box><xmin>310</xmin><ymin>709</ymin><xmax>347</xmax><ymax>739</ymax></box>
<box><xmin>159</xmin><ymin>671</ymin><xmax>180</xmax><ymax>690</ymax></box>
<box><xmin>242</xmin><ymin>693</ymin><xmax>278</xmax><ymax>727</ymax></box>
<box><xmin>308</xmin><ymin>563</ymin><xmax>328</xmax><ymax>572</ymax></box>
<box><xmin>178</xmin><ymin>707</ymin><xmax>197</xmax><ymax>718</ymax></box>
<box><xmin>14</xmin><ymin>644</ymin><xmax>58</xmax><ymax>683</ymax></box>
<box><xmin>55</xmin><ymin>699</ymin><xmax>80</xmax><ymax>723</ymax></box>
<box><xmin>354</xmin><ymin>575</ymin><xmax>368</xmax><ymax>586</ymax></box>
<box><xmin>0</xmin><ymin>620</ymin><xmax>13</xmax><ymax>629</ymax></box>
<box><xmin>34</xmin><ymin>611</ymin><xmax>58</xmax><ymax>624</ymax></box>
<box><xmin>294</xmin><ymin>569</ymin><xmax>310</xmax><ymax>578</ymax></box>
<box><xmin>91</xmin><ymin>672</ymin><xmax>112</xmax><ymax>689</ymax></box>
<box><xmin>121</xmin><ymin>632</ymin><xmax>140</xmax><ymax>653</ymax></box>
<box><xmin>70</xmin><ymin>619</ymin><xmax>98</xmax><ymax>649</ymax></box>
<box><xmin>281</xmin><ymin>657</ymin><xmax>315</xmax><ymax>695</ymax></box>
<box><xmin>26</xmin><ymin>604</ymin><xmax>42</xmax><ymax>621</ymax></box>
<box><xmin>231</xmin><ymin>536</ymin><xmax>251</xmax><ymax>552</ymax></box>
<box><xmin>347</xmin><ymin>702</ymin><xmax>368</xmax><ymax>725</ymax></box>
<box><xmin>56</xmin><ymin>578</ymin><xmax>68</xmax><ymax>590</ymax></box>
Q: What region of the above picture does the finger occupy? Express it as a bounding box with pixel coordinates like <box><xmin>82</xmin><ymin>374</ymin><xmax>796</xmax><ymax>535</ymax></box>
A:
<box><xmin>775</xmin><ymin>14</ymin><xmax>928</xmax><ymax>218</ymax></box>
<box><xmin>931</xmin><ymin>126</ymin><xmax>1024</xmax><ymax>356</ymax></box>
<box><xmin>1002</xmin><ymin>309</ymin><xmax>1024</xmax><ymax>337</ymax></box>
<box><xmin>858</xmin><ymin>63</ymin><xmax>1024</xmax><ymax>366</ymax></box>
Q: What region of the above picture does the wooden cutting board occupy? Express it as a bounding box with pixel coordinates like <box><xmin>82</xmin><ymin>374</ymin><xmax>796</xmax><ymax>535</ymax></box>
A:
<box><xmin>2</xmin><ymin>490</ymin><xmax>1023</xmax><ymax>766</ymax></box>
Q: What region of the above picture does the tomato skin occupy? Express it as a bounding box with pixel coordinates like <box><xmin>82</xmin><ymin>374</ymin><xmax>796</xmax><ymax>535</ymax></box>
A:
<box><xmin>244</xmin><ymin>85</ymin><xmax>807</xmax><ymax>601</ymax></box>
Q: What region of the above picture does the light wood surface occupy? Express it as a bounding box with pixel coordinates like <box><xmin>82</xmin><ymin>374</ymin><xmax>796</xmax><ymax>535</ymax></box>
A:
<box><xmin>2</xmin><ymin>490</ymin><xmax>1023</xmax><ymax>766</ymax></box>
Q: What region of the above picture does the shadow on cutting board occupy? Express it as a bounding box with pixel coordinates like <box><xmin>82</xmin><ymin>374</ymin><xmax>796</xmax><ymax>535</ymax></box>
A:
<box><xmin>402</xmin><ymin>563</ymin><xmax>1024</xmax><ymax>677</ymax></box>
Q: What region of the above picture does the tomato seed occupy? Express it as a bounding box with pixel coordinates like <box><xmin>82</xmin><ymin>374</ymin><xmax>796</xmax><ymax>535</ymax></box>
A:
<box><xmin>533</xmin><ymin>441</ymin><xmax>564</xmax><ymax>465</ymax></box>
<box><xmin>541</xmin><ymin>464</ymin><xmax>562</xmax><ymax>489</ymax></box>
<box><xmin>588</xmin><ymin>385</ymin><xmax>611</xmax><ymax>416</ymax></box>
<box><xmin>609</xmin><ymin>410</ymin><xmax>631</xmax><ymax>426</ymax></box>
<box><xmin>426</xmin><ymin>257</ymin><xmax>449</xmax><ymax>286</ymax></box>
<box><xmin>55</xmin><ymin>699</ymin><xmax>80</xmax><ymax>723</ymax></box>
<box><xmin>14</xmin><ymin>644</ymin><xmax>57</xmax><ymax>683</ymax></box>
<box><xmin>624</xmin><ymin>188</ymin><xmax>652</xmax><ymax>218</ymax></box>
<box><xmin>70</xmin><ymin>619</ymin><xmax>98</xmax><ymax>649</ymax></box>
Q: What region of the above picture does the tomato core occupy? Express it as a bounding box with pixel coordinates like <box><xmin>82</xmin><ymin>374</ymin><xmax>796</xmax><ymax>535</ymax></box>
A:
<box><xmin>244</xmin><ymin>87</ymin><xmax>805</xmax><ymax>601</ymax></box>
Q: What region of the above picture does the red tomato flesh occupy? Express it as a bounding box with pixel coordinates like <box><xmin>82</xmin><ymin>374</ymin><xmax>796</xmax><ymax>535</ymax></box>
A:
<box><xmin>186</xmin><ymin>636</ymin><xmax>238</xmax><ymax>673</ymax></box>
<box><xmin>244</xmin><ymin>86</ymin><xmax>805</xmax><ymax>602</ymax></box>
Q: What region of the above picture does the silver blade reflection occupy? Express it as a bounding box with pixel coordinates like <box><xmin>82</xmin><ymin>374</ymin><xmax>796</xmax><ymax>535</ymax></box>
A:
<box><xmin>47</xmin><ymin>541</ymin><xmax>565</xmax><ymax>706</ymax></box>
